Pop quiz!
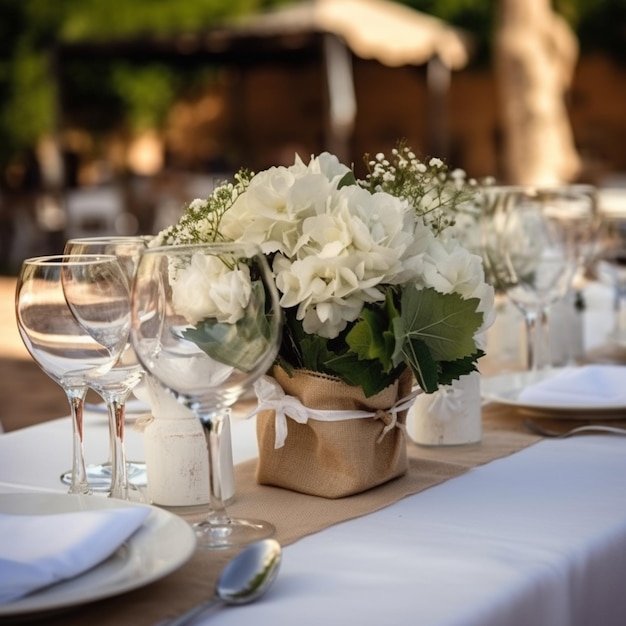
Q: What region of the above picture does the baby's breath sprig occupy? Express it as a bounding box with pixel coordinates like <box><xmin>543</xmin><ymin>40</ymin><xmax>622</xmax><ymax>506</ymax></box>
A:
<box><xmin>153</xmin><ymin>168</ymin><xmax>254</xmax><ymax>246</ymax></box>
<box><xmin>360</xmin><ymin>141</ymin><xmax>477</xmax><ymax>237</ymax></box>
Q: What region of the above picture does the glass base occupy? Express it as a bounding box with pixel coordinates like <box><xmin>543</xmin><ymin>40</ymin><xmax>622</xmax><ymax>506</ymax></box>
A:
<box><xmin>60</xmin><ymin>461</ymin><xmax>147</xmax><ymax>492</ymax></box>
<box><xmin>194</xmin><ymin>517</ymin><xmax>275</xmax><ymax>550</ymax></box>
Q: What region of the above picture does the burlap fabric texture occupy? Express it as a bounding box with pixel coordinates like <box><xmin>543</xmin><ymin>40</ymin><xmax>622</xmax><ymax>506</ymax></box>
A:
<box><xmin>256</xmin><ymin>366</ymin><xmax>414</xmax><ymax>498</ymax></box>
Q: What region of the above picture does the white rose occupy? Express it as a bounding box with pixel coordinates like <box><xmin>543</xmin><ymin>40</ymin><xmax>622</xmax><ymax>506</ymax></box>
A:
<box><xmin>170</xmin><ymin>252</ymin><xmax>251</xmax><ymax>325</ymax></box>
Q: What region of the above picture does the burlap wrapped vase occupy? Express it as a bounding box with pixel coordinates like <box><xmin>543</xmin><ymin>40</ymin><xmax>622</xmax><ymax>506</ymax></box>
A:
<box><xmin>255</xmin><ymin>366</ymin><xmax>415</xmax><ymax>498</ymax></box>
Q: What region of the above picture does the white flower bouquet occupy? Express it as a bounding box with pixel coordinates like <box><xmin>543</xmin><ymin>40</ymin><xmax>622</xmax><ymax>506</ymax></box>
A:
<box><xmin>154</xmin><ymin>143</ymin><xmax>494</xmax><ymax>399</ymax></box>
<box><xmin>153</xmin><ymin>143</ymin><xmax>495</xmax><ymax>497</ymax></box>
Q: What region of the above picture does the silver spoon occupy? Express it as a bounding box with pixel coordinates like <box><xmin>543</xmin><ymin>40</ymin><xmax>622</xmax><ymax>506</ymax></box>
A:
<box><xmin>163</xmin><ymin>538</ymin><xmax>282</xmax><ymax>626</ymax></box>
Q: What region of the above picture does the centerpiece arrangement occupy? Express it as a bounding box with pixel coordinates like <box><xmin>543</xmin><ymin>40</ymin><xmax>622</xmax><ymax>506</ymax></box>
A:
<box><xmin>152</xmin><ymin>143</ymin><xmax>494</xmax><ymax>497</ymax></box>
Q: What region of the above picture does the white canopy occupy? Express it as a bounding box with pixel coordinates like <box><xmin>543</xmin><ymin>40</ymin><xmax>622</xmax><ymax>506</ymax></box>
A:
<box><xmin>224</xmin><ymin>0</ymin><xmax>473</xmax><ymax>70</ymax></box>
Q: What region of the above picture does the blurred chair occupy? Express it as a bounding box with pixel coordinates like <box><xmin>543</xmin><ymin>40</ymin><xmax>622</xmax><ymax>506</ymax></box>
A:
<box><xmin>150</xmin><ymin>172</ymin><xmax>229</xmax><ymax>234</ymax></box>
<box><xmin>64</xmin><ymin>186</ymin><xmax>136</xmax><ymax>239</ymax></box>
<box><xmin>2</xmin><ymin>192</ymin><xmax>60</xmax><ymax>271</ymax></box>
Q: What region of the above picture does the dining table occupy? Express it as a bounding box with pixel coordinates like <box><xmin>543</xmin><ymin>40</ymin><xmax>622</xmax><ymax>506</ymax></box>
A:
<box><xmin>1</xmin><ymin>282</ymin><xmax>626</xmax><ymax>626</ymax></box>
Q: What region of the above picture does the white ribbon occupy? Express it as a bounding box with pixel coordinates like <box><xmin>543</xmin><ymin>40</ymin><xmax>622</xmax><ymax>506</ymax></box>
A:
<box><xmin>247</xmin><ymin>376</ymin><xmax>421</xmax><ymax>448</ymax></box>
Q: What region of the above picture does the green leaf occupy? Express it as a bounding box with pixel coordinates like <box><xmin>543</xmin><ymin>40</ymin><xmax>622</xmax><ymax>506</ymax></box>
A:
<box><xmin>391</xmin><ymin>287</ymin><xmax>483</xmax><ymax>392</ymax></box>
<box><xmin>337</xmin><ymin>170</ymin><xmax>357</xmax><ymax>189</ymax></box>
<box><xmin>182</xmin><ymin>322</ymin><xmax>270</xmax><ymax>373</ymax></box>
<box><xmin>393</xmin><ymin>330</ymin><xmax>439</xmax><ymax>393</ymax></box>
<box><xmin>344</xmin><ymin>292</ymin><xmax>401</xmax><ymax>375</ymax></box>
<box><xmin>299</xmin><ymin>334</ymin><xmax>337</xmax><ymax>372</ymax></box>
<box><xmin>346</xmin><ymin>306</ymin><xmax>389</xmax><ymax>363</ymax></box>
<box><xmin>325</xmin><ymin>353</ymin><xmax>400</xmax><ymax>397</ymax></box>
<box><xmin>437</xmin><ymin>350</ymin><xmax>485</xmax><ymax>387</ymax></box>
<box><xmin>397</xmin><ymin>287</ymin><xmax>483</xmax><ymax>362</ymax></box>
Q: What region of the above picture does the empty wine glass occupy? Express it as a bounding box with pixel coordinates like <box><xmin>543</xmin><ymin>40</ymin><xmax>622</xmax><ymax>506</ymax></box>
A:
<box><xmin>566</xmin><ymin>184</ymin><xmax>601</xmax><ymax>277</ymax></box>
<box><xmin>131</xmin><ymin>242</ymin><xmax>281</xmax><ymax>549</ymax></box>
<box><xmin>63</xmin><ymin>236</ymin><xmax>148</xmax><ymax>499</ymax></box>
<box><xmin>480</xmin><ymin>185</ymin><xmax>594</xmax><ymax>372</ymax></box>
<box><xmin>15</xmin><ymin>255</ymin><xmax>130</xmax><ymax>494</ymax></box>
<box><xmin>595</xmin><ymin>210</ymin><xmax>626</xmax><ymax>345</ymax></box>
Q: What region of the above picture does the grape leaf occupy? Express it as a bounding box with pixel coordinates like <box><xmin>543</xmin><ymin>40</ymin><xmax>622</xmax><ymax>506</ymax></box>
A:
<box><xmin>391</xmin><ymin>286</ymin><xmax>483</xmax><ymax>392</ymax></box>
<box><xmin>394</xmin><ymin>286</ymin><xmax>483</xmax><ymax>362</ymax></box>
<box><xmin>394</xmin><ymin>331</ymin><xmax>439</xmax><ymax>392</ymax></box>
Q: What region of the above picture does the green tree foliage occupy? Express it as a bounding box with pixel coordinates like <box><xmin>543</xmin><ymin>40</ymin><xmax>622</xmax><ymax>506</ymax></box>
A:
<box><xmin>568</xmin><ymin>0</ymin><xmax>626</xmax><ymax>61</ymax></box>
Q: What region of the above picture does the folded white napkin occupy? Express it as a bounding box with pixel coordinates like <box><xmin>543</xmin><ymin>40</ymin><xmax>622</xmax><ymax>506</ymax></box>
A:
<box><xmin>517</xmin><ymin>364</ymin><xmax>626</xmax><ymax>407</ymax></box>
<box><xmin>0</xmin><ymin>504</ymin><xmax>150</xmax><ymax>604</ymax></box>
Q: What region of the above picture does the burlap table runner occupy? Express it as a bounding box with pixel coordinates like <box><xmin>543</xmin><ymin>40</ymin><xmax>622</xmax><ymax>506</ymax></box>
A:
<box><xmin>38</xmin><ymin>404</ymin><xmax>604</xmax><ymax>626</ymax></box>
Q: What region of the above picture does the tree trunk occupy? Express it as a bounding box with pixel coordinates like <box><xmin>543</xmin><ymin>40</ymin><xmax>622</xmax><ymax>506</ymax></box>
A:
<box><xmin>495</xmin><ymin>0</ymin><xmax>581</xmax><ymax>185</ymax></box>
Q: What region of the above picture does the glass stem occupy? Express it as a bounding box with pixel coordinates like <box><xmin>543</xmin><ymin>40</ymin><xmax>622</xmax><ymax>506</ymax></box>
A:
<box><xmin>614</xmin><ymin>287</ymin><xmax>620</xmax><ymax>335</ymax></box>
<box><xmin>105</xmin><ymin>394</ymin><xmax>129</xmax><ymax>500</ymax></box>
<box><xmin>66</xmin><ymin>387</ymin><xmax>90</xmax><ymax>495</ymax></box>
<box><xmin>525</xmin><ymin>308</ymin><xmax>551</xmax><ymax>373</ymax></box>
<box><xmin>198</xmin><ymin>409</ymin><xmax>230</xmax><ymax>526</ymax></box>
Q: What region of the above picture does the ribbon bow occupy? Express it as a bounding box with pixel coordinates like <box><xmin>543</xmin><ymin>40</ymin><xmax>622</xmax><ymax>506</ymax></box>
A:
<box><xmin>247</xmin><ymin>376</ymin><xmax>421</xmax><ymax>448</ymax></box>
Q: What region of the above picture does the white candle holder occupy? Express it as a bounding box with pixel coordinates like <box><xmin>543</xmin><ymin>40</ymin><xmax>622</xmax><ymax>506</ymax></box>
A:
<box><xmin>136</xmin><ymin>376</ymin><xmax>235</xmax><ymax>507</ymax></box>
<box><xmin>407</xmin><ymin>371</ymin><xmax>482</xmax><ymax>447</ymax></box>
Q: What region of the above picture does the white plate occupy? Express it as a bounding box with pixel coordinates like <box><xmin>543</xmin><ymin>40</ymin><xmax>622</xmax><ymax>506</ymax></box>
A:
<box><xmin>0</xmin><ymin>493</ymin><xmax>196</xmax><ymax>620</ymax></box>
<box><xmin>481</xmin><ymin>368</ymin><xmax>626</xmax><ymax>418</ymax></box>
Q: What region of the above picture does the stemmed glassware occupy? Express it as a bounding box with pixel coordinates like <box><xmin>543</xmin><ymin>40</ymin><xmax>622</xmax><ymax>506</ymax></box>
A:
<box><xmin>480</xmin><ymin>185</ymin><xmax>595</xmax><ymax>372</ymax></box>
<box><xmin>565</xmin><ymin>184</ymin><xmax>601</xmax><ymax>276</ymax></box>
<box><xmin>15</xmin><ymin>255</ymin><xmax>130</xmax><ymax>494</ymax></box>
<box><xmin>595</xmin><ymin>213</ymin><xmax>626</xmax><ymax>344</ymax></box>
<box><xmin>131</xmin><ymin>242</ymin><xmax>281</xmax><ymax>549</ymax></box>
<box><xmin>62</xmin><ymin>236</ymin><xmax>148</xmax><ymax>499</ymax></box>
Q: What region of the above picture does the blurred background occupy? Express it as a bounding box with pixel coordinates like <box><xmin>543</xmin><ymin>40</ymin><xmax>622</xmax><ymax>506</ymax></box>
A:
<box><xmin>0</xmin><ymin>0</ymin><xmax>624</xmax><ymax>274</ymax></box>
<box><xmin>0</xmin><ymin>0</ymin><xmax>625</xmax><ymax>430</ymax></box>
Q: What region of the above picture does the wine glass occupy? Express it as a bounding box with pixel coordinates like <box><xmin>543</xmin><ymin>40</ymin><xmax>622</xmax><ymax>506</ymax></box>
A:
<box><xmin>63</xmin><ymin>236</ymin><xmax>148</xmax><ymax>499</ymax></box>
<box><xmin>15</xmin><ymin>255</ymin><xmax>131</xmax><ymax>494</ymax></box>
<box><xmin>480</xmin><ymin>185</ymin><xmax>594</xmax><ymax>372</ymax></box>
<box><xmin>131</xmin><ymin>242</ymin><xmax>281</xmax><ymax>549</ymax></box>
<box><xmin>565</xmin><ymin>184</ymin><xmax>601</xmax><ymax>277</ymax></box>
<box><xmin>595</xmin><ymin>209</ymin><xmax>626</xmax><ymax>345</ymax></box>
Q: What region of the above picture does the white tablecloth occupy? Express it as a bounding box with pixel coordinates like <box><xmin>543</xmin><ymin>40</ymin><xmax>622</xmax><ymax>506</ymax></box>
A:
<box><xmin>1</xmin><ymin>409</ymin><xmax>626</xmax><ymax>626</ymax></box>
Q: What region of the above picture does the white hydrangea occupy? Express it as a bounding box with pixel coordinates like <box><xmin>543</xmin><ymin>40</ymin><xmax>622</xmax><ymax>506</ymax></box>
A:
<box><xmin>160</xmin><ymin>149</ymin><xmax>494</xmax><ymax>357</ymax></box>
<box><xmin>220</xmin><ymin>153</ymin><xmax>351</xmax><ymax>258</ymax></box>
<box><xmin>271</xmin><ymin>184</ymin><xmax>417</xmax><ymax>338</ymax></box>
